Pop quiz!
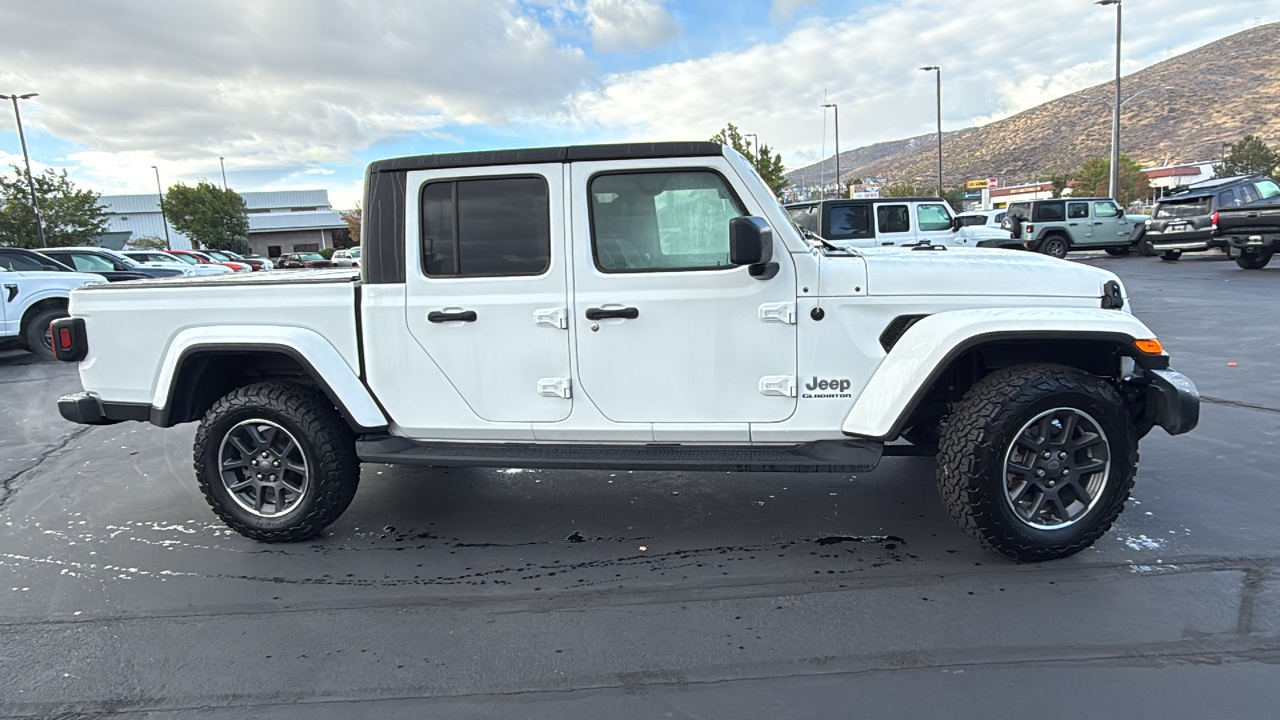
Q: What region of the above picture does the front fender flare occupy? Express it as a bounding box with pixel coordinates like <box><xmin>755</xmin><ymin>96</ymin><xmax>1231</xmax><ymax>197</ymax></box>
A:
<box><xmin>841</xmin><ymin>308</ymin><xmax>1158</xmax><ymax>440</ymax></box>
<box><xmin>152</xmin><ymin>326</ymin><xmax>388</xmax><ymax>432</ymax></box>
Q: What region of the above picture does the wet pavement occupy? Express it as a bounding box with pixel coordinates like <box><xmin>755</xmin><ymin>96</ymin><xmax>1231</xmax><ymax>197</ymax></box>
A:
<box><xmin>2</xmin><ymin>253</ymin><xmax>1278</xmax><ymax>718</ymax></box>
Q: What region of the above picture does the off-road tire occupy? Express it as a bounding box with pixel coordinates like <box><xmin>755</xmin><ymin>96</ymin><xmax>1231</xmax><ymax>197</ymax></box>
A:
<box><xmin>194</xmin><ymin>382</ymin><xmax>359</xmax><ymax>542</ymax></box>
<box><xmin>1137</xmin><ymin>235</ymin><xmax>1158</xmax><ymax>257</ymax></box>
<box><xmin>1104</xmin><ymin>246</ymin><xmax>1131</xmax><ymax>256</ymax></box>
<box><xmin>936</xmin><ymin>364</ymin><xmax>1137</xmax><ymax>562</ymax></box>
<box><xmin>22</xmin><ymin>307</ymin><xmax>67</xmax><ymax>361</ymax></box>
<box><xmin>1235</xmin><ymin>249</ymin><xmax>1273</xmax><ymax>270</ymax></box>
<box><xmin>1160</xmin><ymin>250</ymin><xmax>1182</xmax><ymax>262</ymax></box>
<box><xmin>1038</xmin><ymin>234</ymin><xmax>1070</xmax><ymax>259</ymax></box>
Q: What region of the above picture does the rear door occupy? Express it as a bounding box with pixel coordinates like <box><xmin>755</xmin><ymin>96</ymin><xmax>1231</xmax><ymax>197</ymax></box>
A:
<box><xmin>568</xmin><ymin>158</ymin><xmax>797</xmax><ymax>424</ymax></box>
<box><xmin>1066</xmin><ymin>201</ymin><xmax>1093</xmax><ymax>244</ymax></box>
<box><xmin>874</xmin><ymin>203</ymin><xmax>913</xmax><ymax>246</ymax></box>
<box><xmin>403</xmin><ymin>165</ymin><xmax>573</xmax><ymax>423</ymax></box>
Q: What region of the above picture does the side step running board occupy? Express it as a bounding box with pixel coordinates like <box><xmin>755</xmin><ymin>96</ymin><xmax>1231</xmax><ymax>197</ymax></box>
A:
<box><xmin>357</xmin><ymin>437</ymin><xmax>884</xmax><ymax>473</ymax></box>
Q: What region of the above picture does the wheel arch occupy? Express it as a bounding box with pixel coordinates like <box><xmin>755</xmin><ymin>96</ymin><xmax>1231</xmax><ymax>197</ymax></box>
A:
<box><xmin>152</xmin><ymin>332</ymin><xmax>387</xmax><ymax>433</ymax></box>
<box><xmin>19</xmin><ymin>296</ymin><xmax>69</xmax><ymax>335</ymax></box>
<box><xmin>842</xmin><ymin>309</ymin><xmax>1165</xmax><ymax>441</ymax></box>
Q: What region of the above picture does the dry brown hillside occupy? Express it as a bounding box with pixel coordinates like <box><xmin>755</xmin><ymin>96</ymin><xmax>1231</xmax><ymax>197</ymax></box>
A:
<box><xmin>786</xmin><ymin>22</ymin><xmax>1280</xmax><ymax>189</ymax></box>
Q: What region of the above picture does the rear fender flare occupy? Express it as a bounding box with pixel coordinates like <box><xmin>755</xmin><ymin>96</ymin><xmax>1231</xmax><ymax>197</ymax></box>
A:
<box><xmin>841</xmin><ymin>308</ymin><xmax>1159</xmax><ymax>440</ymax></box>
<box><xmin>152</xmin><ymin>326</ymin><xmax>387</xmax><ymax>432</ymax></box>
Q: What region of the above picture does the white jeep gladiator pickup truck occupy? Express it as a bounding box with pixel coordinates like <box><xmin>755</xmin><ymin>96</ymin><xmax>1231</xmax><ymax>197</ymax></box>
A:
<box><xmin>55</xmin><ymin>142</ymin><xmax>1199</xmax><ymax>561</ymax></box>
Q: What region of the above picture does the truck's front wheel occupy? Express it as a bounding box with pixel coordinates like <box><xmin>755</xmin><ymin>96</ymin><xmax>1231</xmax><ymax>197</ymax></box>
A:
<box><xmin>937</xmin><ymin>364</ymin><xmax>1136</xmax><ymax>561</ymax></box>
<box><xmin>194</xmin><ymin>382</ymin><xmax>359</xmax><ymax>542</ymax></box>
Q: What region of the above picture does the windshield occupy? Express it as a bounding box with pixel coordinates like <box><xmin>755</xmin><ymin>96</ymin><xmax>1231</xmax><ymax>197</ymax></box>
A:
<box><xmin>205</xmin><ymin>251</ymin><xmax>232</xmax><ymax>261</ymax></box>
<box><xmin>297</xmin><ymin>253</ymin><xmax>325</xmax><ymax>261</ymax></box>
<box><xmin>99</xmin><ymin>248</ymin><xmax>141</xmax><ymax>267</ymax></box>
<box><xmin>169</xmin><ymin>253</ymin><xmax>200</xmax><ymax>265</ymax></box>
<box><xmin>1155</xmin><ymin>197</ymin><xmax>1211</xmax><ymax>218</ymax></box>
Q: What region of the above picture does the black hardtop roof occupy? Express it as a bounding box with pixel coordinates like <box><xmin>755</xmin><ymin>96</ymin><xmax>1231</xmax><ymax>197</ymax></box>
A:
<box><xmin>368</xmin><ymin>141</ymin><xmax>725</xmax><ymax>174</ymax></box>
<box><xmin>1008</xmin><ymin>197</ymin><xmax>1113</xmax><ymax>204</ymax></box>
<box><xmin>785</xmin><ymin>197</ymin><xmax>946</xmax><ymax>207</ymax></box>
<box><xmin>1163</xmin><ymin>173</ymin><xmax>1271</xmax><ymax>199</ymax></box>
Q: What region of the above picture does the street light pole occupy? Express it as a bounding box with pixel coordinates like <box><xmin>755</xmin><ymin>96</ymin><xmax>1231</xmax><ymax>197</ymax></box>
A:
<box><xmin>1</xmin><ymin>92</ymin><xmax>47</xmax><ymax>247</ymax></box>
<box><xmin>219</xmin><ymin>156</ymin><xmax>227</xmax><ymax>190</ymax></box>
<box><xmin>1097</xmin><ymin>0</ymin><xmax>1122</xmax><ymax>201</ymax></box>
<box><xmin>151</xmin><ymin>166</ymin><xmax>172</xmax><ymax>249</ymax></box>
<box><xmin>744</xmin><ymin>134</ymin><xmax>759</xmax><ymax>164</ymax></box>
<box><xmin>920</xmin><ymin>66</ymin><xmax>943</xmax><ymax>196</ymax></box>
<box><xmin>822</xmin><ymin>103</ymin><xmax>839</xmax><ymax>197</ymax></box>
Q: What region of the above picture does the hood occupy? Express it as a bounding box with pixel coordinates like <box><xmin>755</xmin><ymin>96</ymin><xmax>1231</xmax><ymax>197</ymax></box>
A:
<box><xmin>13</xmin><ymin>270</ymin><xmax>108</xmax><ymax>286</ymax></box>
<box><xmin>830</xmin><ymin>247</ymin><xmax>1120</xmax><ymax>298</ymax></box>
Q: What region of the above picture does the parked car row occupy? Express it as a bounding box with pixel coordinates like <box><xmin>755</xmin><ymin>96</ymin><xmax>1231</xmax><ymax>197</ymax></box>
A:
<box><xmin>1143</xmin><ymin>173</ymin><xmax>1280</xmax><ymax>265</ymax></box>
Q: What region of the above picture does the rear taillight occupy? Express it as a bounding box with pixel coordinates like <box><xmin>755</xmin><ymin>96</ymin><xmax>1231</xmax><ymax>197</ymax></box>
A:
<box><xmin>1211</xmin><ymin>211</ymin><xmax>1218</xmax><ymax>227</ymax></box>
<box><xmin>51</xmin><ymin>317</ymin><xmax>87</xmax><ymax>362</ymax></box>
<box><xmin>1025</xmin><ymin>224</ymin><xmax>1034</xmax><ymax>232</ymax></box>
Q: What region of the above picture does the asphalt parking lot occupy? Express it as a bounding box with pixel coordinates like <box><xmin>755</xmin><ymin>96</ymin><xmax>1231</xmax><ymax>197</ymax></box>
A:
<box><xmin>2</xmin><ymin>252</ymin><xmax>1278</xmax><ymax>718</ymax></box>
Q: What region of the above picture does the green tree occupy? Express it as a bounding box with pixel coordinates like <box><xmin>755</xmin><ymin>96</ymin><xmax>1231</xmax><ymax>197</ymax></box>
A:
<box><xmin>127</xmin><ymin>235</ymin><xmax>171</xmax><ymax>250</ymax></box>
<box><xmin>881</xmin><ymin>183</ymin><xmax>925</xmax><ymax>197</ymax></box>
<box><xmin>710</xmin><ymin>123</ymin><xmax>789</xmax><ymax>196</ymax></box>
<box><xmin>1071</xmin><ymin>154</ymin><xmax>1150</xmax><ymax>206</ymax></box>
<box><xmin>1216</xmin><ymin>135</ymin><xmax>1280</xmax><ymax>178</ymax></box>
<box><xmin>1048</xmin><ymin>173</ymin><xmax>1072</xmax><ymax>199</ymax></box>
<box><xmin>0</xmin><ymin>167</ymin><xmax>109</xmax><ymax>248</ymax></box>
<box><xmin>162</xmin><ymin>181</ymin><xmax>250</xmax><ymax>254</ymax></box>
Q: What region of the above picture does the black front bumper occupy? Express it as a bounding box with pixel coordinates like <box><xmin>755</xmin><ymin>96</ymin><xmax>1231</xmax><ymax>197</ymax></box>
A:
<box><xmin>58</xmin><ymin>392</ymin><xmax>152</xmax><ymax>426</ymax></box>
<box><xmin>1140</xmin><ymin>368</ymin><xmax>1200</xmax><ymax>436</ymax></box>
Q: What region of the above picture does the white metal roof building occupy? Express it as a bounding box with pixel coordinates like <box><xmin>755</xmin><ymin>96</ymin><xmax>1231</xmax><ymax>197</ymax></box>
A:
<box><xmin>96</xmin><ymin>190</ymin><xmax>348</xmax><ymax>255</ymax></box>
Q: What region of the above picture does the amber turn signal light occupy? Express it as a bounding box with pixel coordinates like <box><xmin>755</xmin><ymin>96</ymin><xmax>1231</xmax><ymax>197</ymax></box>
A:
<box><xmin>1133</xmin><ymin>338</ymin><xmax>1164</xmax><ymax>355</ymax></box>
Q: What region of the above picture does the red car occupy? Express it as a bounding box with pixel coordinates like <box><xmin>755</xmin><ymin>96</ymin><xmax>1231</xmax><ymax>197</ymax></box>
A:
<box><xmin>167</xmin><ymin>249</ymin><xmax>252</xmax><ymax>273</ymax></box>
<box><xmin>206</xmin><ymin>250</ymin><xmax>268</xmax><ymax>272</ymax></box>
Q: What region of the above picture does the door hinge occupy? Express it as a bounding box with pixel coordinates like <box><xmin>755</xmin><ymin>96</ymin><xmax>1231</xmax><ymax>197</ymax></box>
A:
<box><xmin>534</xmin><ymin>307</ymin><xmax>568</xmax><ymax>329</ymax></box>
<box><xmin>759</xmin><ymin>375</ymin><xmax>797</xmax><ymax>397</ymax></box>
<box><xmin>537</xmin><ymin>377</ymin><xmax>572</xmax><ymax>399</ymax></box>
<box><xmin>758</xmin><ymin>302</ymin><xmax>796</xmax><ymax>325</ymax></box>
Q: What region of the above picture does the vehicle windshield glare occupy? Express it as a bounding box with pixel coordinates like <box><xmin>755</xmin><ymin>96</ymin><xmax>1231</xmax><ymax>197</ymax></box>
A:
<box><xmin>297</xmin><ymin>253</ymin><xmax>325</xmax><ymax>261</ymax></box>
<box><xmin>1255</xmin><ymin>180</ymin><xmax>1280</xmax><ymax>200</ymax></box>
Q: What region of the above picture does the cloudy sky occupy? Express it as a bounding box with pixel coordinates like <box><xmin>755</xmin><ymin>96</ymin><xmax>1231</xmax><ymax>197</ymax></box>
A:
<box><xmin>1</xmin><ymin>0</ymin><xmax>1276</xmax><ymax>209</ymax></box>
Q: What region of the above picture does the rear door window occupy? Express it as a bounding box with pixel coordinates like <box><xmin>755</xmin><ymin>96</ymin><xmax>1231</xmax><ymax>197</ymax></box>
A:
<box><xmin>421</xmin><ymin>176</ymin><xmax>551</xmax><ymax>277</ymax></box>
<box><xmin>876</xmin><ymin>205</ymin><xmax>911</xmax><ymax>234</ymax></box>
<box><xmin>1067</xmin><ymin>202</ymin><xmax>1090</xmax><ymax>219</ymax></box>
<box><xmin>1218</xmin><ymin>189</ymin><xmax>1240</xmax><ymax>208</ymax></box>
<box><xmin>826</xmin><ymin>204</ymin><xmax>873</xmax><ymax>240</ymax></box>
<box><xmin>1033</xmin><ymin>202</ymin><xmax>1065</xmax><ymax>222</ymax></box>
<box><xmin>1237</xmin><ymin>184</ymin><xmax>1261</xmax><ymax>204</ymax></box>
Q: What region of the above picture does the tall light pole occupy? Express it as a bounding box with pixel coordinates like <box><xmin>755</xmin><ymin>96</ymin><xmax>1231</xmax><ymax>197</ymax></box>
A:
<box><xmin>219</xmin><ymin>156</ymin><xmax>227</xmax><ymax>190</ymax></box>
<box><xmin>1</xmin><ymin>92</ymin><xmax>46</xmax><ymax>247</ymax></box>
<box><xmin>151</xmin><ymin>166</ymin><xmax>172</xmax><ymax>249</ymax></box>
<box><xmin>920</xmin><ymin>67</ymin><xmax>943</xmax><ymax>197</ymax></box>
<box><xmin>1097</xmin><ymin>0</ymin><xmax>1122</xmax><ymax>201</ymax></box>
<box><xmin>822</xmin><ymin>103</ymin><xmax>839</xmax><ymax>197</ymax></box>
<box><xmin>744</xmin><ymin>133</ymin><xmax>759</xmax><ymax>164</ymax></box>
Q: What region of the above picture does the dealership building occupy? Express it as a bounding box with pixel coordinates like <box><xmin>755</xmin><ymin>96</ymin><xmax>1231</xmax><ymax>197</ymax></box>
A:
<box><xmin>96</xmin><ymin>189</ymin><xmax>348</xmax><ymax>257</ymax></box>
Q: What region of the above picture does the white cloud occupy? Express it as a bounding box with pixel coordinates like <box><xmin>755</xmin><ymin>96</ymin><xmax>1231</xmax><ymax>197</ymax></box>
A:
<box><xmin>0</xmin><ymin>0</ymin><xmax>592</xmax><ymax>192</ymax></box>
<box><xmin>563</xmin><ymin>0</ymin><xmax>1280</xmax><ymax>169</ymax></box>
<box><xmin>586</xmin><ymin>0</ymin><xmax>680</xmax><ymax>52</ymax></box>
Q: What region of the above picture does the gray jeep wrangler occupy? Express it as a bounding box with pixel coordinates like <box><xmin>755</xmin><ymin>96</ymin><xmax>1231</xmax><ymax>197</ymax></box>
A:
<box><xmin>1002</xmin><ymin>198</ymin><xmax>1148</xmax><ymax>259</ymax></box>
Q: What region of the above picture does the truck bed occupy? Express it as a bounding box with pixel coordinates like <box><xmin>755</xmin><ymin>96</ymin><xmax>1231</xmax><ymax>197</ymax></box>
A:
<box><xmin>69</xmin><ymin>269</ymin><xmax>363</xmax><ymax>408</ymax></box>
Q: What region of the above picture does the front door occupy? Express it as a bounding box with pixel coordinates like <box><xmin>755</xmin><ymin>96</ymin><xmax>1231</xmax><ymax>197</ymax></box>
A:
<box><xmin>403</xmin><ymin>165</ymin><xmax>573</xmax><ymax>423</ymax></box>
<box><xmin>1092</xmin><ymin>200</ymin><xmax>1125</xmax><ymax>244</ymax></box>
<box><xmin>569</xmin><ymin>160</ymin><xmax>798</xmax><ymax>424</ymax></box>
<box><xmin>914</xmin><ymin>202</ymin><xmax>963</xmax><ymax>246</ymax></box>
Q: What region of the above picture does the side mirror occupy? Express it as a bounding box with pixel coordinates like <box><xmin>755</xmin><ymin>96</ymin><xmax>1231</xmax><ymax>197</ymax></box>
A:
<box><xmin>729</xmin><ymin>216</ymin><xmax>773</xmax><ymax>266</ymax></box>
<box><xmin>1117</xmin><ymin>207</ymin><xmax>1125</xmax><ymax>217</ymax></box>
<box><xmin>951</xmin><ymin>217</ymin><xmax>962</xmax><ymax>232</ymax></box>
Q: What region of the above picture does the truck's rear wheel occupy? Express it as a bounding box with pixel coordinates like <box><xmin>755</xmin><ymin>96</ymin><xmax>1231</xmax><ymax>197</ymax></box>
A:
<box><xmin>1160</xmin><ymin>250</ymin><xmax>1182</xmax><ymax>262</ymax></box>
<box><xmin>194</xmin><ymin>382</ymin><xmax>359</xmax><ymax>542</ymax></box>
<box><xmin>936</xmin><ymin>364</ymin><xmax>1136</xmax><ymax>561</ymax></box>
<box><xmin>1235</xmin><ymin>249</ymin><xmax>1273</xmax><ymax>269</ymax></box>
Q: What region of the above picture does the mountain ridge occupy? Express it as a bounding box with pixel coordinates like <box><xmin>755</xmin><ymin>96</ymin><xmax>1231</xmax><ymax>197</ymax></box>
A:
<box><xmin>785</xmin><ymin>22</ymin><xmax>1280</xmax><ymax>189</ymax></box>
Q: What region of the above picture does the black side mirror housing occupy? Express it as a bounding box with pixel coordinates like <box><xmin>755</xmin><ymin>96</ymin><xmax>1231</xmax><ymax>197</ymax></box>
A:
<box><xmin>729</xmin><ymin>216</ymin><xmax>773</xmax><ymax>265</ymax></box>
<box><xmin>951</xmin><ymin>217</ymin><xmax>962</xmax><ymax>232</ymax></box>
<box><xmin>1117</xmin><ymin>207</ymin><xmax>1126</xmax><ymax>217</ymax></box>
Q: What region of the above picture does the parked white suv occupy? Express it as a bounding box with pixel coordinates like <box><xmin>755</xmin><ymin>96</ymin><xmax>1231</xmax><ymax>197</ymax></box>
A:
<box><xmin>786</xmin><ymin>198</ymin><xmax>1021</xmax><ymax>249</ymax></box>
<box><xmin>332</xmin><ymin>247</ymin><xmax>361</xmax><ymax>267</ymax></box>
<box><xmin>55</xmin><ymin>142</ymin><xmax>1198</xmax><ymax>561</ymax></box>
<box><xmin>1</xmin><ymin>265</ymin><xmax>106</xmax><ymax>360</ymax></box>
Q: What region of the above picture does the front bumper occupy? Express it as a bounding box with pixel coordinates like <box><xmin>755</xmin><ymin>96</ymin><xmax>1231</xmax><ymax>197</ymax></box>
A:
<box><xmin>1141</xmin><ymin>368</ymin><xmax>1200</xmax><ymax>436</ymax></box>
<box><xmin>58</xmin><ymin>392</ymin><xmax>151</xmax><ymax>426</ymax></box>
